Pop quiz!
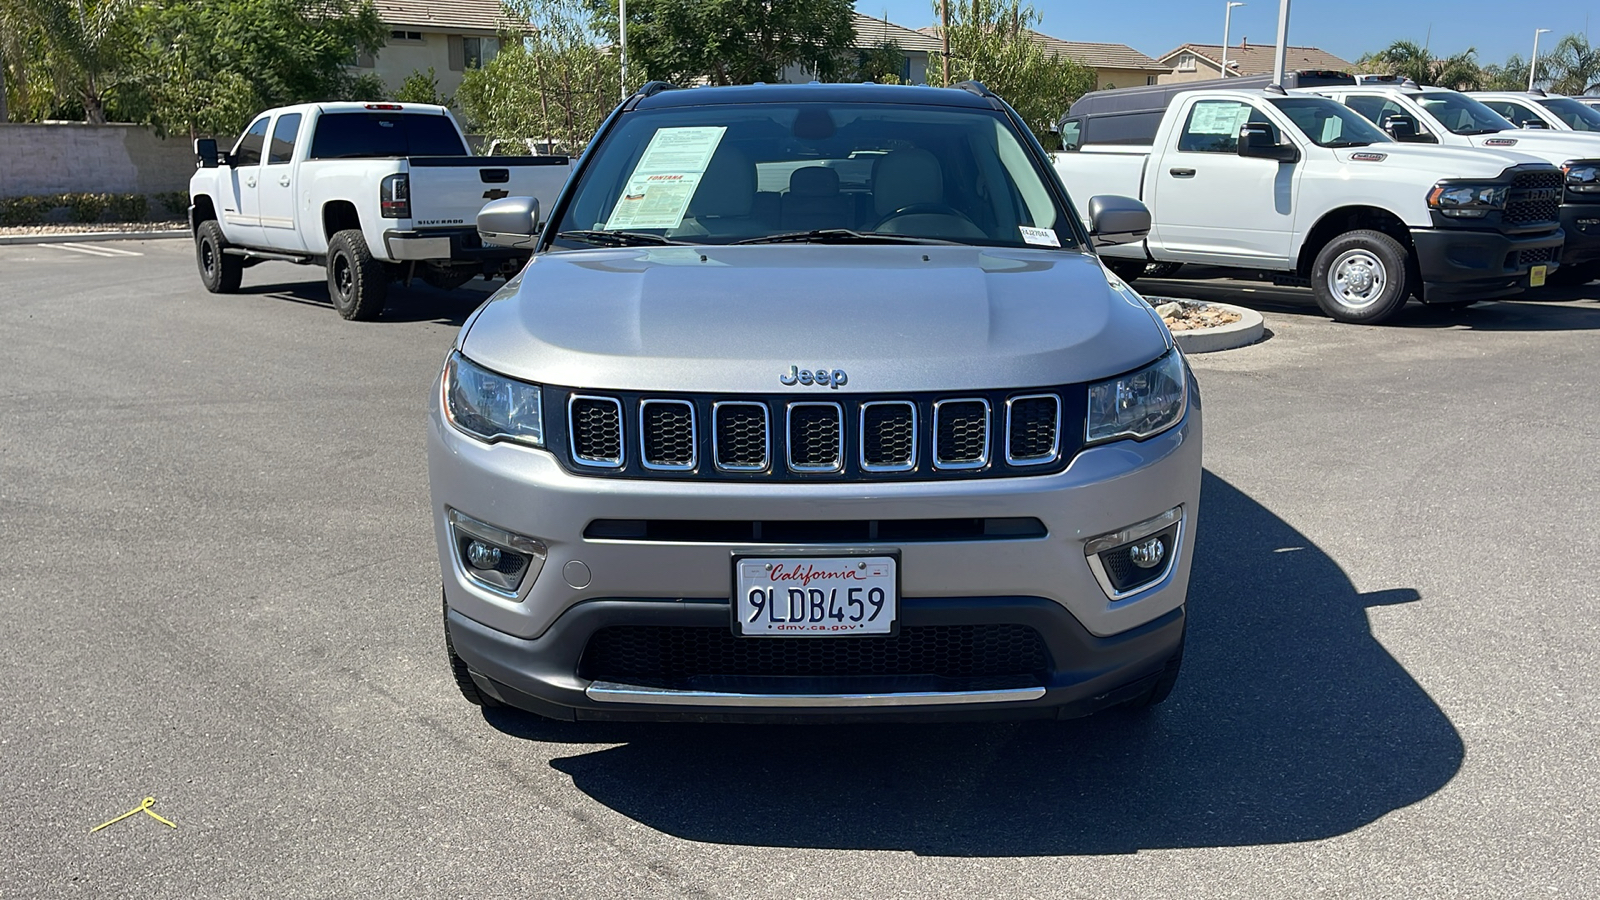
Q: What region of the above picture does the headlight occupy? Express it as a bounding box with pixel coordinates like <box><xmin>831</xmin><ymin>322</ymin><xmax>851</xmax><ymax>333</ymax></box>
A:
<box><xmin>1427</xmin><ymin>182</ymin><xmax>1508</xmax><ymax>218</ymax></box>
<box><xmin>1565</xmin><ymin>162</ymin><xmax>1600</xmax><ymax>194</ymax></box>
<box><xmin>1086</xmin><ymin>349</ymin><xmax>1187</xmax><ymax>445</ymax></box>
<box><xmin>442</xmin><ymin>352</ymin><xmax>544</xmax><ymax>446</ymax></box>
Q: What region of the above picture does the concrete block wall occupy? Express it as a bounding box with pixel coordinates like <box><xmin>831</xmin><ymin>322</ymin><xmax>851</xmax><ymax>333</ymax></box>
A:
<box><xmin>0</xmin><ymin>123</ymin><xmax>203</xmax><ymax>197</ymax></box>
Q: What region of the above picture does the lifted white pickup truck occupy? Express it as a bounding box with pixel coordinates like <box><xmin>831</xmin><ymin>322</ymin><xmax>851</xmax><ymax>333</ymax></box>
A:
<box><xmin>188</xmin><ymin>102</ymin><xmax>572</xmax><ymax>320</ymax></box>
<box><xmin>1054</xmin><ymin>87</ymin><xmax>1566</xmax><ymax>323</ymax></box>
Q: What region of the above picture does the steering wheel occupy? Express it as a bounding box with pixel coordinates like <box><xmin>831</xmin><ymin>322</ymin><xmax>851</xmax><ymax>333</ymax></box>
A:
<box><xmin>873</xmin><ymin>203</ymin><xmax>979</xmax><ymax>233</ymax></box>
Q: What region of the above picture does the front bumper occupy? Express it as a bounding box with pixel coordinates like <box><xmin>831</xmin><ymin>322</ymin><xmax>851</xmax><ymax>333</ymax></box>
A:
<box><xmin>383</xmin><ymin>227</ymin><xmax>529</xmax><ymax>264</ymax></box>
<box><xmin>1558</xmin><ymin>203</ymin><xmax>1600</xmax><ymax>267</ymax></box>
<box><xmin>429</xmin><ymin>389</ymin><xmax>1201</xmax><ymax>719</ymax></box>
<box><xmin>1411</xmin><ymin>226</ymin><xmax>1565</xmax><ymax>302</ymax></box>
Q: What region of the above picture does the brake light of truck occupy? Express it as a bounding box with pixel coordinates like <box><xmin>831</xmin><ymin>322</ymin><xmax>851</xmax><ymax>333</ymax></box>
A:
<box><xmin>381</xmin><ymin>173</ymin><xmax>411</xmax><ymax>219</ymax></box>
<box><xmin>366</xmin><ymin>103</ymin><xmax>403</xmax><ymax>110</ymax></box>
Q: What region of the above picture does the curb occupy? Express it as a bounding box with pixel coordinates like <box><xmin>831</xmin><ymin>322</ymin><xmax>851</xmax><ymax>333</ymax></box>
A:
<box><xmin>1147</xmin><ymin>298</ymin><xmax>1266</xmax><ymax>354</ymax></box>
<box><xmin>0</xmin><ymin>229</ymin><xmax>189</xmax><ymax>246</ymax></box>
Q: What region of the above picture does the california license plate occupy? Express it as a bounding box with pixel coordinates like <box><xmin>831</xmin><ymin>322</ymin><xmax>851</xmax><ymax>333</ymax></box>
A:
<box><xmin>1531</xmin><ymin>265</ymin><xmax>1548</xmax><ymax>287</ymax></box>
<box><xmin>734</xmin><ymin>556</ymin><xmax>897</xmax><ymax>636</ymax></box>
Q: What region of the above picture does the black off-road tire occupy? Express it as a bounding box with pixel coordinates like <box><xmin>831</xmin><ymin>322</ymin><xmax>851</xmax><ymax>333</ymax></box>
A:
<box><xmin>1310</xmin><ymin>230</ymin><xmax>1412</xmax><ymax>324</ymax></box>
<box><xmin>326</xmin><ymin>228</ymin><xmax>389</xmax><ymax>321</ymax></box>
<box><xmin>443</xmin><ymin>599</ymin><xmax>501</xmax><ymax>708</ymax></box>
<box><xmin>1104</xmin><ymin>258</ymin><xmax>1147</xmax><ymax>283</ymax></box>
<box><xmin>1145</xmin><ymin>261</ymin><xmax>1185</xmax><ymax>279</ymax></box>
<box><xmin>195</xmin><ymin>220</ymin><xmax>243</xmax><ymax>293</ymax></box>
<box><xmin>421</xmin><ymin>266</ymin><xmax>480</xmax><ymax>292</ymax></box>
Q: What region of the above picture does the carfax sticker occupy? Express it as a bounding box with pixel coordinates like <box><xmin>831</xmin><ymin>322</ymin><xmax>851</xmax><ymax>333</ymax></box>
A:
<box><xmin>1019</xmin><ymin>226</ymin><xmax>1061</xmax><ymax>247</ymax></box>
<box><xmin>603</xmin><ymin>126</ymin><xmax>727</xmax><ymax>230</ymax></box>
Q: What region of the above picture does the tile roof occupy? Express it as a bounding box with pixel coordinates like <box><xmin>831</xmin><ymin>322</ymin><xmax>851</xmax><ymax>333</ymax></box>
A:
<box><xmin>916</xmin><ymin>27</ymin><xmax>1169</xmax><ymax>72</ymax></box>
<box><xmin>1158</xmin><ymin>42</ymin><xmax>1353</xmax><ymax>76</ymax></box>
<box><xmin>852</xmin><ymin>12</ymin><xmax>943</xmax><ymax>53</ymax></box>
<box><xmin>370</xmin><ymin>0</ymin><xmax>525</xmax><ymax>33</ymax></box>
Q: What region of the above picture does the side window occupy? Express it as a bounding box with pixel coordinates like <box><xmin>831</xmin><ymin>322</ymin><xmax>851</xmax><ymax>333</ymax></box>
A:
<box><xmin>1058</xmin><ymin>119</ymin><xmax>1082</xmax><ymax>152</ymax></box>
<box><xmin>1483</xmin><ymin>101</ymin><xmax>1539</xmax><ymax>128</ymax></box>
<box><xmin>1177</xmin><ymin>100</ymin><xmax>1269</xmax><ymax>153</ymax></box>
<box><xmin>1344</xmin><ymin>95</ymin><xmax>1420</xmax><ymax>133</ymax></box>
<box><xmin>268</xmin><ymin>113</ymin><xmax>302</xmax><ymax>165</ymax></box>
<box><xmin>235</xmin><ymin>116</ymin><xmax>270</xmax><ymax>167</ymax></box>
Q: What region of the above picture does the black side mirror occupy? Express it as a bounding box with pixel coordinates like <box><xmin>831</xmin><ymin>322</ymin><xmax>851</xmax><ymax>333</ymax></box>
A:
<box><xmin>478</xmin><ymin>196</ymin><xmax>540</xmax><ymax>249</ymax></box>
<box><xmin>194</xmin><ymin>138</ymin><xmax>219</xmax><ymax>169</ymax></box>
<box><xmin>1237</xmin><ymin>123</ymin><xmax>1300</xmax><ymax>163</ymax></box>
<box><xmin>1519</xmin><ymin>119</ymin><xmax>1548</xmax><ymax>129</ymax></box>
<box><xmin>1381</xmin><ymin>114</ymin><xmax>1426</xmax><ymax>142</ymax></box>
<box><xmin>1086</xmin><ymin>195</ymin><xmax>1151</xmax><ymax>247</ymax></box>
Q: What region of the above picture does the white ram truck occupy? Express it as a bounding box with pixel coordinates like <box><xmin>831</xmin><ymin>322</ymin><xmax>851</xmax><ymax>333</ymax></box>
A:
<box><xmin>1317</xmin><ymin>82</ymin><xmax>1600</xmax><ymax>285</ymax></box>
<box><xmin>188</xmin><ymin>102</ymin><xmax>572</xmax><ymax>320</ymax></box>
<box><xmin>1054</xmin><ymin>87</ymin><xmax>1566</xmax><ymax>323</ymax></box>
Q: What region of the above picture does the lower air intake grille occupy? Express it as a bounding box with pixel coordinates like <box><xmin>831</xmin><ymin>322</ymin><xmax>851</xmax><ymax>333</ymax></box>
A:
<box><xmin>569</xmin><ymin>396</ymin><xmax>623</xmax><ymax>466</ymax></box>
<box><xmin>580</xmin><ymin>624</ymin><xmax>1051</xmax><ymax>682</ymax></box>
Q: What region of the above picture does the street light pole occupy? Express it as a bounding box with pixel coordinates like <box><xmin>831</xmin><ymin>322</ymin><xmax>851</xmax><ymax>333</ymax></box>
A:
<box><xmin>1221</xmin><ymin>2</ymin><xmax>1246</xmax><ymax>78</ymax></box>
<box><xmin>1529</xmin><ymin>28</ymin><xmax>1551</xmax><ymax>91</ymax></box>
<box><xmin>1271</xmin><ymin>0</ymin><xmax>1290</xmax><ymax>86</ymax></box>
<box><xmin>619</xmin><ymin>0</ymin><xmax>628</xmax><ymax>100</ymax></box>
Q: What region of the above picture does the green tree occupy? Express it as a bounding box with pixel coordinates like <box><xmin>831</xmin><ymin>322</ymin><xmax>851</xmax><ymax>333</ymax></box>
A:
<box><xmin>1543</xmin><ymin>34</ymin><xmax>1600</xmax><ymax>95</ymax></box>
<box><xmin>0</xmin><ymin>0</ymin><xmax>138</xmax><ymax>123</ymax></box>
<box><xmin>589</xmin><ymin>0</ymin><xmax>856</xmax><ymax>85</ymax></box>
<box><xmin>1481</xmin><ymin>54</ymin><xmax>1532</xmax><ymax>91</ymax></box>
<box><xmin>1356</xmin><ymin>40</ymin><xmax>1484</xmax><ymax>91</ymax></box>
<box><xmin>855</xmin><ymin>40</ymin><xmax>907</xmax><ymax>84</ymax></box>
<box><xmin>924</xmin><ymin>0</ymin><xmax>1096</xmax><ymax>147</ymax></box>
<box><xmin>395</xmin><ymin>67</ymin><xmax>453</xmax><ymax>108</ymax></box>
<box><xmin>121</xmin><ymin>0</ymin><xmax>386</xmax><ymax>137</ymax></box>
<box><xmin>456</xmin><ymin>0</ymin><xmax>618</xmax><ymax>155</ymax></box>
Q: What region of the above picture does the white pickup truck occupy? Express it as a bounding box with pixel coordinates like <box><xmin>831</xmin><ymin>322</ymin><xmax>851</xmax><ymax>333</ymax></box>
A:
<box><xmin>1316</xmin><ymin>83</ymin><xmax>1600</xmax><ymax>285</ymax></box>
<box><xmin>188</xmin><ymin>102</ymin><xmax>572</xmax><ymax>320</ymax></box>
<box><xmin>1053</xmin><ymin>87</ymin><xmax>1567</xmax><ymax>323</ymax></box>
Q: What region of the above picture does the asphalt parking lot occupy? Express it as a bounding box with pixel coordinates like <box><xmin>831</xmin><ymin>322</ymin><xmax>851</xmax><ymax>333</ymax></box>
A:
<box><xmin>2</xmin><ymin>238</ymin><xmax>1598</xmax><ymax>898</ymax></box>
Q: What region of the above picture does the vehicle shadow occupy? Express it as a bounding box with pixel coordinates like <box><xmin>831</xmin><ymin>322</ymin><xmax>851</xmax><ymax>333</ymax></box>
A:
<box><xmin>237</xmin><ymin>275</ymin><xmax>491</xmax><ymax>326</ymax></box>
<box><xmin>483</xmin><ymin>471</ymin><xmax>1465</xmax><ymax>855</ymax></box>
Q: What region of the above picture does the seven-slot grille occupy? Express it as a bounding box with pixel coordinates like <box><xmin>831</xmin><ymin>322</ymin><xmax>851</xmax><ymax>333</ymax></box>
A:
<box><xmin>562</xmin><ymin>388</ymin><xmax>1075</xmax><ymax>481</ymax></box>
<box><xmin>1504</xmin><ymin>168</ymin><xmax>1564</xmax><ymax>226</ymax></box>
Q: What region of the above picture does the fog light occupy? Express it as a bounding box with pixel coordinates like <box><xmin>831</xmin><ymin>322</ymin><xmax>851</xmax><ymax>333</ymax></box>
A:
<box><xmin>466</xmin><ymin>540</ymin><xmax>502</xmax><ymax>569</ymax></box>
<box><xmin>1129</xmin><ymin>536</ymin><xmax>1165</xmax><ymax>569</ymax></box>
<box><xmin>447</xmin><ymin>509</ymin><xmax>547</xmax><ymax>598</ymax></box>
<box><xmin>1085</xmin><ymin>507</ymin><xmax>1183</xmax><ymax>600</ymax></box>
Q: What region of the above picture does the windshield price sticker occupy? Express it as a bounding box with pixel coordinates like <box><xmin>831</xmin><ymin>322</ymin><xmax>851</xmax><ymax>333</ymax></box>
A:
<box><xmin>604</xmin><ymin>126</ymin><xmax>727</xmax><ymax>231</ymax></box>
<box><xmin>1019</xmin><ymin>226</ymin><xmax>1061</xmax><ymax>247</ymax></box>
<box><xmin>735</xmin><ymin>556</ymin><xmax>897</xmax><ymax>636</ymax></box>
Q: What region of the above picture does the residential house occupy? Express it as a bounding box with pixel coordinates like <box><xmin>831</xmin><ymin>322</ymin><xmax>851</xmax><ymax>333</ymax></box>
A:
<box><xmin>1156</xmin><ymin>40</ymin><xmax>1352</xmax><ymax>84</ymax></box>
<box><xmin>779</xmin><ymin>13</ymin><xmax>942</xmax><ymax>84</ymax></box>
<box><xmin>356</xmin><ymin>0</ymin><xmax>527</xmax><ymax>98</ymax></box>
<box><xmin>915</xmin><ymin>27</ymin><xmax>1169</xmax><ymax>89</ymax></box>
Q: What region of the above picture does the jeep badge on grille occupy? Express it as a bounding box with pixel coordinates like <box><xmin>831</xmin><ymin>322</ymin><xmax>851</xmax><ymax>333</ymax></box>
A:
<box><xmin>781</xmin><ymin>366</ymin><xmax>848</xmax><ymax>388</ymax></box>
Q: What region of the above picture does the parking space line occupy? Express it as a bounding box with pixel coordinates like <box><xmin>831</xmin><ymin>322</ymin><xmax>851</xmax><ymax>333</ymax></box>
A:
<box><xmin>48</xmin><ymin>243</ymin><xmax>144</xmax><ymax>257</ymax></box>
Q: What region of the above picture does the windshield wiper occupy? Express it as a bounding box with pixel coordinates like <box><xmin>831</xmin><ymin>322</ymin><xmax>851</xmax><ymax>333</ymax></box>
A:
<box><xmin>1325</xmin><ymin>140</ymin><xmax>1375</xmax><ymax>148</ymax></box>
<box><xmin>733</xmin><ymin>229</ymin><xmax>962</xmax><ymax>246</ymax></box>
<box><xmin>555</xmin><ymin>229</ymin><xmax>690</xmax><ymax>247</ymax></box>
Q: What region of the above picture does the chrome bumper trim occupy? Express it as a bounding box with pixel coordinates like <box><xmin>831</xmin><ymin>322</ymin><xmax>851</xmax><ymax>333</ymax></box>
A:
<box><xmin>584</xmin><ymin>681</ymin><xmax>1046</xmax><ymax>707</ymax></box>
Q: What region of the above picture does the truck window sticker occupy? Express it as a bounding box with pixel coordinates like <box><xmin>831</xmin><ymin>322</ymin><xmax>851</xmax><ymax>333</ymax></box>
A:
<box><xmin>603</xmin><ymin>126</ymin><xmax>728</xmax><ymax>231</ymax></box>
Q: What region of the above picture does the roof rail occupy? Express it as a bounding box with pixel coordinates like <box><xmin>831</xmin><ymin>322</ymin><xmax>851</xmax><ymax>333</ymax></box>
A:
<box><xmin>622</xmin><ymin>80</ymin><xmax>679</xmax><ymax>110</ymax></box>
<box><xmin>953</xmin><ymin>80</ymin><xmax>1005</xmax><ymax>109</ymax></box>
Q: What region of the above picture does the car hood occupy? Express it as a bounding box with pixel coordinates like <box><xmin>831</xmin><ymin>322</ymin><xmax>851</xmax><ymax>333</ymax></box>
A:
<box><xmin>459</xmin><ymin>244</ymin><xmax>1170</xmax><ymax>394</ymax></box>
<box><xmin>1465</xmin><ymin>130</ymin><xmax>1600</xmax><ymax>162</ymax></box>
<box><xmin>1336</xmin><ymin>143</ymin><xmax>1551</xmax><ymax>176</ymax></box>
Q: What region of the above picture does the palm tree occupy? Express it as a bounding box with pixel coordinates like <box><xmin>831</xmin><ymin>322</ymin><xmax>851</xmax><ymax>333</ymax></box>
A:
<box><xmin>1357</xmin><ymin>40</ymin><xmax>1484</xmax><ymax>91</ymax></box>
<box><xmin>1543</xmin><ymin>34</ymin><xmax>1600</xmax><ymax>95</ymax></box>
<box><xmin>0</xmin><ymin>0</ymin><xmax>134</xmax><ymax>123</ymax></box>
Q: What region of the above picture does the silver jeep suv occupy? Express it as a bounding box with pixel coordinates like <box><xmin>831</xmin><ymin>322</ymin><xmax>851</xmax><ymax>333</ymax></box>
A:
<box><xmin>430</xmin><ymin>81</ymin><xmax>1200</xmax><ymax>722</ymax></box>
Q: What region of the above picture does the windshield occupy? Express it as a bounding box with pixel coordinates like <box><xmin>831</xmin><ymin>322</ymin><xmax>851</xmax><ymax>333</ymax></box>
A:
<box><xmin>550</xmin><ymin>101</ymin><xmax>1075</xmax><ymax>249</ymax></box>
<box><xmin>1416</xmin><ymin>92</ymin><xmax>1517</xmax><ymax>135</ymax></box>
<box><xmin>1270</xmin><ymin>97</ymin><xmax>1392</xmax><ymax>147</ymax></box>
<box><xmin>1539</xmin><ymin>97</ymin><xmax>1600</xmax><ymax>131</ymax></box>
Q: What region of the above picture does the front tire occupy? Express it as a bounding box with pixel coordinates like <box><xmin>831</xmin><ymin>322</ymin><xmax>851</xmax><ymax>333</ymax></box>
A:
<box><xmin>195</xmin><ymin>220</ymin><xmax>242</xmax><ymax>293</ymax></box>
<box><xmin>443</xmin><ymin>599</ymin><xmax>501</xmax><ymax>708</ymax></box>
<box><xmin>326</xmin><ymin>228</ymin><xmax>389</xmax><ymax>321</ymax></box>
<box><xmin>1311</xmin><ymin>230</ymin><xmax>1412</xmax><ymax>324</ymax></box>
<box><xmin>1125</xmin><ymin>635</ymin><xmax>1184</xmax><ymax>709</ymax></box>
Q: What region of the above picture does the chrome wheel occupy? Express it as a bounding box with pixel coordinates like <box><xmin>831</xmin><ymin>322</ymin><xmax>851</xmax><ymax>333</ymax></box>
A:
<box><xmin>1327</xmin><ymin>249</ymin><xmax>1387</xmax><ymax>311</ymax></box>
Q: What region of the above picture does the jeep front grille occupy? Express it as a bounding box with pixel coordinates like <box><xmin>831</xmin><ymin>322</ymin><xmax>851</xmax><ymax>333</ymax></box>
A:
<box><xmin>557</xmin><ymin>386</ymin><xmax>1083</xmax><ymax>482</ymax></box>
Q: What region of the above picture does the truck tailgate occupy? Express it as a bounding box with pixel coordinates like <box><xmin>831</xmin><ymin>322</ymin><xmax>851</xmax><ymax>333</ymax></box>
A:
<box><xmin>405</xmin><ymin>156</ymin><xmax>573</xmax><ymax>229</ymax></box>
<box><xmin>1052</xmin><ymin>147</ymin><xmax>1151</xmax><ymax>258</ymax></box>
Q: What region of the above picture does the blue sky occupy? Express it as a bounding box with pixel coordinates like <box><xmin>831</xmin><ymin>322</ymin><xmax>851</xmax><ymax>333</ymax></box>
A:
<box><xmin>857</xmin><ymin>1</ymin><xmax>1596</xmax><ymax>66</ymax></box>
